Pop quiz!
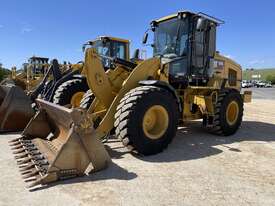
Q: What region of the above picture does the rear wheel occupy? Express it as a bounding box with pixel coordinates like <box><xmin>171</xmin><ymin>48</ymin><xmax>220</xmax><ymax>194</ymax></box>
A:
<box><xmin>209</xmin><ymin>90</ymin><xmax>243</xmax><ymax>136</ymax></box>
<box><xmin>114</xmin><ymin>86</ymin><xmax>179</xmax><ymax>155</ymax></box>
<box><xmin>79</xmin><ymin>89</ymin><xmax>94</xmax><ymax>109</ymax></box>
<box><xmin>53</xmin><ymin>78</ymin><xmax>89</xmax><ymax>107</ymax></box>
<box><xmin>79</xmin><ymin>90</ymin><xmax>112</xmax><ymax>141</ymax></box>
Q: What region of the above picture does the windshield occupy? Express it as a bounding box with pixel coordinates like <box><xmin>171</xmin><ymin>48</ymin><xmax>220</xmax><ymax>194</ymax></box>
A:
<box><xmin>91</xmin><ymin>40</ymin><xmax>111</xmax><ymax>67</ymax></box>
<box><xmin>85</xmin><ymin>39</ymin><xmax>127</xmax><ymax>67</ymax></box>
<box><xmin>153</xmin><ymin>18</ymin><xmax>189</xmax><ymax>57</ymax></box>
<box><xmin>93</xmin><ymin>40</ymin><xmax>111</xmax><ymax>57</ymax></box>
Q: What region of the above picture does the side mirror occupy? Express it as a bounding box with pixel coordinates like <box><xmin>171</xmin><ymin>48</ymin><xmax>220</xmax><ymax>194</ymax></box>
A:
<box><xmin>142</xmin><ymin>32</ymin><xmax>148</xmax><ymax>44</ymax></box>
<box><xmin>132</xmin><ymin>49</ymin><xmax>140</xmax><ymax>59</ymax></box>
<box><xmin>196</xmin><ymin>18</ymin><xmax>207</xmax><ymax>31</ymax></box>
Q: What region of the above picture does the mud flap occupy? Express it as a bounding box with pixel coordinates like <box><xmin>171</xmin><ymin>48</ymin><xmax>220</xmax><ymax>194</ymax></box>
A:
<box><xmin>9</xmin><ymin>99</ymin><xmax>111</xmax><ymax>188</ymax></box>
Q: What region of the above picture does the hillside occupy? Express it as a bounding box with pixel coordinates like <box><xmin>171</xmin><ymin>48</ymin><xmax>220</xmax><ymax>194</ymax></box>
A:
<box><xmin>0</xmin><ymin>68</ymin><xmax>11</xmax><ymax>82</ymax></box>
<box><xmin>242</xmin><ymin>68</ymin><xmax>275</xmax><ymax>81</ymax></box>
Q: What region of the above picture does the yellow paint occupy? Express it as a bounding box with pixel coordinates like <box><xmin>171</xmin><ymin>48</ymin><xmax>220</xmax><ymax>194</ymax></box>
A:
<box><xmin>226</xmin><ymin>101</ymin><xmax>239</xmax><ymax>126</ymax></box>
<box><xmin>70</xmin><ymin>92</ymin><xmax>85</xmax><ymax>108</ymax></box>
<box><xmin>142</xmin><ymin>105</ymin><xmax>169</xmax><ymax>140</ymax></box>
<box><xmin>95</xmin><ymin>57</ymin><xmax>160</xmax><ymax>138</ymax></box>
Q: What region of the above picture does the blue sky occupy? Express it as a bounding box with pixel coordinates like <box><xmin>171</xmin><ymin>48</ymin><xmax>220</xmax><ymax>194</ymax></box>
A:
<box><xmin>0</xmin><ymin>0</ymin><xmax>274</xmax><ymax>69</ymax></box>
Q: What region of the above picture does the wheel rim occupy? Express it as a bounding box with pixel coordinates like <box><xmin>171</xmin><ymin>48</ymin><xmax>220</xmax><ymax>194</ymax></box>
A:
<box><xmin>70</xmin><ymin>92</ymin><xmax>85</xmax><ymax>108</ymax></box>
<box><xmin>142</xmin><ymin>105</ymin><xmax>169</xmax><ymax>140</ymax></box>
<box><xmin>226</xmin><ymin>100</ymin><xmax>239</xmax><ymax>126</ymax></box>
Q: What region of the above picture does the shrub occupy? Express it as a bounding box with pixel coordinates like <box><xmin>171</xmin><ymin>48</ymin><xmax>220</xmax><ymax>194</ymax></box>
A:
<box><xmin>266</xmin><ymin>75</ymin><xmax>275</xmax><ymax>85</ymax></box>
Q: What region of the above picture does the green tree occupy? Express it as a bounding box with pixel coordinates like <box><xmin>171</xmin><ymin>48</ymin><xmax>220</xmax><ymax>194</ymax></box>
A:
<box><xmin>266</xmin><ymin>75</ymin><xmax>275</xmax><ymax>84</ymax></box>
<box><xmin>0</xmin><ymin>63</ymin><xmax>11</xmax><ymax>82</ymax></box>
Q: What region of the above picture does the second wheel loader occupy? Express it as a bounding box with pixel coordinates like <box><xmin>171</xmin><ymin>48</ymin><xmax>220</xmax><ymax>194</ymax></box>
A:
<box><xmin>52</xmin><ymin>36</ymin><xmax>133</xmax><ymax>108</ymax></box>
<box><xmin>10</xmin><ymin>11</ymin><xmax>251</xmax><ymax>188</ymax></box>
<box><xmin>0</xmin><ymin>36</ymin><xmax>133</xmax><ymax>132</ymax></box>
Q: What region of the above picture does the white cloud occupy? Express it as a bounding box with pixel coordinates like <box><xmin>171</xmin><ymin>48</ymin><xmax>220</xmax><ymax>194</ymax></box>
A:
<box><xmin>248</xmin><ymin>60</ymin><xmax>265</xmax><ymax>65</ymax></box>
<box><xmin>224</xmin><ymin>54</ymin><xmax>233</xmax><ymax>59</ymax></box>
<box><xmin>21</xmin><ymin>22</ymin><xmax>33</xmax><ymax>34</ymax></box>
<box><xmin>21</xmin><ymin>27</ymin><xmax>32</xmax><ymax>34</ymax></box>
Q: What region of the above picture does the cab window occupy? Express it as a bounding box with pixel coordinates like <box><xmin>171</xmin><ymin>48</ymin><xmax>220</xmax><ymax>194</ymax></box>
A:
<box><xmin>113</xmin><ymin>41</ymin><xmax>126</xmax><ymax>59</ymax></box>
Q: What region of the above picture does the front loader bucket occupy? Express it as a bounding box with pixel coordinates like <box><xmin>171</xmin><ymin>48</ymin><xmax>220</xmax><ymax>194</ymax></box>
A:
<box><xmin>0</xmin><ymin>85</ymin><xmax>35</xmax><ymax>132</ymax></box>
<box><xmin>9</xmin><ymin>99</ymin><xmax>111</xmax><ymax>188</ymax></box>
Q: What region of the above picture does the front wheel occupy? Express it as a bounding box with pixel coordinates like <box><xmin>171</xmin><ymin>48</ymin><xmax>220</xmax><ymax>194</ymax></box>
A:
<box><xmin>53</xmin><ymin>78</ymin><xmax>89</xmax><ymax>107</ymax></box>
<box><xmin>79</xmin><ymin>89</ymin><xmax>94</xmax><ymax>110</ymax></box>
<box><xmin>114</xmin><ymin>86</ymin><xmax>179</xmax><ymax>155</ymax></box>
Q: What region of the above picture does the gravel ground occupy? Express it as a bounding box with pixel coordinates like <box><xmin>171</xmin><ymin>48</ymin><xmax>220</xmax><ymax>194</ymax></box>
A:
<box><xmin>242</xmin><ymin>87</ymin><xmax>275</xmax><ymax>100</ymax></box>
<box><xmin>0</xmin><ymin>88</ymin><xmax>275</xmax><ymax>206</ymax></box>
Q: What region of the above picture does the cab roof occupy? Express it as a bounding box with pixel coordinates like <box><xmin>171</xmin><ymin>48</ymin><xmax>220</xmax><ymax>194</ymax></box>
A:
<box><xmin>29</xmin><ymin>56</ymin><xmax>49</xmax><ymax>61</ymax></box>
<box><xmin>93</xmin><ymin>36</ymin><xmax>130</xmax><ymax>44</ymax></box>
<box><xmin>152</xmin><ymin>11</ymin><xmax>224</xmax><ymax>25</ymax></box>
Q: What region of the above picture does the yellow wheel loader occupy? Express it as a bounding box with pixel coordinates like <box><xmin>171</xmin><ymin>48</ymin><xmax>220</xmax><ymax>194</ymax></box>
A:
<box><xmin>0</xmin><ymin>37</ymin><xmax>133</xmax><ymax>132</ymax></box>
<box><xmin>52</xmin><ymin>36</ymin><xmax>134</xmax><ymax>108</ymax></box>
<box><xmin>10</xmin><ymin>11</ymin><xmax>251</xmax><ymax>188</ymax></box>
<box><xmin>0</xmin><ymin>60</ymin><xmax>63</xmax><ymax>132</ymax></box>
<box><xmin>2</xmin><ymin>56</ymin><xmax>50</xmax><ymax>91</ymax></box>
<box><xmin>0</xmin><ymin>58</ymin><xmax>76</xmax><ymax>132</ymax></box>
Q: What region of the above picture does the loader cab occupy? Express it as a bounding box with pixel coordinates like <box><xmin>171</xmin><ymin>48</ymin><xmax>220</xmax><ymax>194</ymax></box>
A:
<box><xmin>147</xmin><ymin>11</ymin><xmax>222</xmax><ymax>88</ymax></box>
<box><xmin>83</xmin><ymin>36</ymin><xmax>130</xmax><ymax>69</ymax></box>
<box><xmin>28</xmin><ymin>56</ymin><xmax>49</xmax><ymax>77</ymax></box>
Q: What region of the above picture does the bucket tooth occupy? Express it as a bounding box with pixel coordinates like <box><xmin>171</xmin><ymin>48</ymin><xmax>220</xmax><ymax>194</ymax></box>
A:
<box><xmin>12</xmin><ymin>149</ymin><xmax>26</xmax><ymax>154</ymax></box>
<box><xmin>14</xmin><ymin>150</ymin><xmax>36</xmax><ymax>159</ymax></box>
<box><xmin>9</xmin><ymin>138</ymin><xmax>22</xmax><ymax>144</ymax></box>
<box><xmin>12</xmin><ymin>145</ymin><xmax>36</xmax><ymax>153</ymax></box>
<box><xmin>10</xmin><ymin>140</ymin><xmax>31</xmax><ymax>147</ymax></box>
<box><xmin>11</xmin><ymin>142</ymin><xmax>23</xmax><ymax>150</ymax></box>
<box><xmin>19</xmin><ymin>165</ymin><xmax>34</xmax><ymax>172</ymax></box>
<box><xmin>22</xmin><ymin>170</ymin><xmax>39</xmax><ymax>179</ymax></box>
<box><xmin>11</xmin><ymin>145</ymin><xmax>24</xmax><ymax>150</ymax></box>
<box><xmin>25</xmin><ymin>177</ymin><xmax>37</xmax><ymax>183</ymax></box>
<box><xmin>17</xmin><ymin>157</ymin><xmax>31</xmax><ymax>165</ymax></box>
<box><xmin>9</xmin><ymin>141</ymin><xmax>21</xmax><ymax>147</ymax></box>
<box><xmin>21</xmin><ymin>170</ymin><xmax>33</xmax><ymax>175</ymax></box>
<box><xmin>19</xmin><ymin>163</ymin><xmax>33</xmax><ymax>169</ymax></box>
<box><xmin>19</xmin><ymin>160</ymin><xmax>48</xmax><ymax>172</ymax></box>
<box><xmin>17</xmin><ymin>154</ymin><xmax>44</xmax><ymax>164</ymax></box>
<box><xmin>16</xmin><ymin>150</ymin><xmax>39</xmax><ymax>160</ymax></box>
<box><xmin>27</xmin><ymin>177</ymin><xmax>43</xmax><ymax>188</ymax></box>
<box><xmin>19</xmin><ymin>163</ymin><xmax>35</xmax><ymax>172</ymax></box>
<box><xmin>15</xmin><ymin>152</ymin><xmax>28</xmax><ymax>159</ymax></box>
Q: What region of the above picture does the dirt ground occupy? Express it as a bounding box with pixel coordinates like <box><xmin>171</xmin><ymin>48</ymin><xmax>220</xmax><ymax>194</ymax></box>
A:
<box><xmin>0</xmin><ymin>88</ymin><xmax>275</xmax><ymax>206</ymax></box>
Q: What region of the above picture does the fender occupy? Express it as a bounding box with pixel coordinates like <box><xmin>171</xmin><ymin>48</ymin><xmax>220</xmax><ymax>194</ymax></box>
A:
<box><xmin>139</xmin><ymin>80</ymin><xmax>183</xmax><ymax>113</ymax></box>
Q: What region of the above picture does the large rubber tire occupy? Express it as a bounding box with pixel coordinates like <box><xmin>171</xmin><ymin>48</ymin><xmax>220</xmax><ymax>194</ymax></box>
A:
<box><xmin>79</xmin><ymin>89</ymin><xmax>94</xmax><ymax>109</ymax></box>
<box><xmin>53</xmin><ymin>78</ymin><xmax>89</xmax><ymax>107</ymax></box>
<box><xmin>79</xmin><ymin>89</ymin><xmax>106</xmax><ymax>129</ymax></box>
<box><xmin>210</xmin><ymin>90</ymin><xmax>244</xmax><ymax>136</ymax></box>
<box><xmin>114</xmin><ymin>86</ymin><xmax>179</xmax><ymax>155</ymax></box>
